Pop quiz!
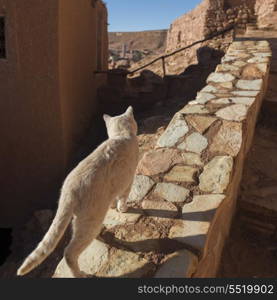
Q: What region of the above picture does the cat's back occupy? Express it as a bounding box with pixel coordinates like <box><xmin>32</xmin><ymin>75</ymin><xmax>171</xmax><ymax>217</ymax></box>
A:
<box><xmin>87</xmin><ymin>135</ymin><xmax>138</xmax><ymax>168</ymax></box>
<box><xmin>64</xmin><ymin>135</ymin><xmax>138</xmax><ymax>189</ymax></box>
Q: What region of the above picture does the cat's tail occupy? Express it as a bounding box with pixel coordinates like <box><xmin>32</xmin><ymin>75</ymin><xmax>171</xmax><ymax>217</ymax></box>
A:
<box><xmin>17</xmin><ymin>196</ymin><xmax>73</xmax><ymax>276</ymax></box>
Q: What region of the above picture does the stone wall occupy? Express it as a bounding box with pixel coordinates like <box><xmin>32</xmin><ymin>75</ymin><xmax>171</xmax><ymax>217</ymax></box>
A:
<box><xmin>135</xmin><ymin>40</ymin><xmax>271</xmax><ymax>278</ymax></box>
<box><xmin>205</xmin><ymin>1</ymin><xmax>254</xmax><ymax>36</ymax></box>
<box><xmin>167</xmin><ymin>0</ymin><xmax>255</xmax><ymax>51</ymax></box>
<box><xmin>255</xmin><ymin>0</ymin><xmax>277</xmax><ymax>27</ymax></box>
<box><xmin>166</xmin><ymin>0</ymin><xmax>210</xmax><ymax>53</ymax></box>
<box><xmin>162</xmin><ymin>0</ymin><xmax>255</xmax><ymax>75</ymax></box>
<box><xmin>130</xmin><ymin>0</ymin><xmax>258</xmax><ymax>77</ymax></box>
<box><xmin>54</xmin><ymin>39</ymin><xmax>271</xmax><ymax>278</ymax></box>
<box><xmin>224</xmin><ymin>0</ymin><xmax>255</xmax><ymax>9</ymax></box>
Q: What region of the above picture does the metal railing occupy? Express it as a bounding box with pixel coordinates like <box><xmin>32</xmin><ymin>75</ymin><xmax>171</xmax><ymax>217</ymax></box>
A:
<box><xmin>95</xmin><ymin>24</ymin><xmax>236</xmax><ymax>77</ymax></box>
<box><xmin>129</xmin><ymin>25</ymin><xmax>236</xmax><ymax>76</ymax></box>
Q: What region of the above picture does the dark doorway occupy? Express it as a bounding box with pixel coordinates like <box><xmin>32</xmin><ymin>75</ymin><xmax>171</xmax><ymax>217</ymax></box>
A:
<box><xmin>0</xmin><ymin>17</ymin><xmax>6</xmax><ymax>59</ymax></box>
<box><xmin>0</xmin><ymin>228</ymin><xmax>12</xmax><ymax>266</ymax></box>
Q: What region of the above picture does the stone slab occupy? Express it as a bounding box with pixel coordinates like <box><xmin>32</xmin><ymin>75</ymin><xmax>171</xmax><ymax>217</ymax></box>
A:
<box><xmin>154</xmin><ymin>183</ymin><xmax>190</xmax><ymax>203</ymax></box>
<box><xmin>168</xmin><ymin>194</ymin><xmax>225</xmax><ymax>251</ymax></box>
<box><xmin>103</xmin><ymin>209</ymin><xmax>141</xmax><ymax>229</ymax></box>
<box><xmin>199</xmin><ymin>156</ymin><xmax>233</xmax><ymax>193</ymax></box>
<box><xmin>231</xmin><ymin>90</ymin><xmax>259</xmax><ymax>97</ymax></box>
<box><xmin>97</xmin><ymin>248</ymin><xmax>155</xmax><ymax>278</ymax></box>
<box><xmin>157</xmin><ymin>115</ymin><xmax>189</xmax><ymax>148</ymax></box>
<box><xmin>178</xmin><ymin>133</ymin><xmax>208</xmax><ymax>154</ymax></box>
<box><xmin>181</xmin><ymin>152</ymin><xmax>203</xmax><ymax>166</ymax></box>
<box><xmin>211</xmin><ymin>97</ymin><xmax>255</xmax><ymax>106</ymax></box>
<box><xmin>236</xmin><ymin>79</ymin><xmax>263</xmax><ymax>90</ymax></box>
<box><xmin>53</xmin><ymin>240</ymin><xmax>109</xmax><ymax>278</ymax></box>
<box><xmin>142</xmin><ymin>199</ymin><xmax>178</xmax><ymax>218</ymax></box>
<box><xmin>201</xmin><ymin>85</ymin><xmax>218</xmax><ymax>93</ymax></box>
<box><xmin>128</xmin><ymin>175</ymin><xmax>155</xmax><ymax>203</ymax></box>
<box><xmin>216</xmin><ymin>104</ymin><xmax>248</xmax><ymax>122</ymax></box>
<box><xmin>196</xmin><ymin>92</ymin><xmax>216</xmax><ymax>104</ymax></box>
<box><xmin>207</xmin><ymin>72</ymin><xmax>235</xmax><ymax>83</ymax></box>
<box><xmin>209</xmin><ymin>121</ymin><xmax>242</xmax><ymax>157</ymax></box>
<box><xmin>180</xmin><ymin>105</ymin><xmax>209</xmax><ymax>115</ymax></box>
<box><xmin>137</xmin><ymin>149</ymin><xmax>183</xmax><ymax>176</ymax></box>
<box><xmin>164</xmin><ymin>165</ymin><xmax>198</xmax><ymax>183</ymax></box>
<box><xmin>154</xmin><ymin>250</ymin><xmax>198</xmax><ymax>278</ymax></box>
<box><xmin>186</xmin><ymin>115</ymin><xmax>217</xmax><ymax>133</ymax></box>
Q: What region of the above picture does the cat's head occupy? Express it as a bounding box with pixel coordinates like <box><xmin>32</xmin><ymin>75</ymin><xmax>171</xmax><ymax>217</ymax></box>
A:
<box><xmin>103</xmin><ymin>106</ymin><xmax>138</xmax><ymax>138</ymax></box>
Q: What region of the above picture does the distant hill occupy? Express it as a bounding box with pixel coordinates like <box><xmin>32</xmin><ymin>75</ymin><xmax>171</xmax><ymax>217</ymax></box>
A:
<box><xmin>109</xmin><ymin>29</ymin><xmax>168</xmax><ymax>53</ymax></box>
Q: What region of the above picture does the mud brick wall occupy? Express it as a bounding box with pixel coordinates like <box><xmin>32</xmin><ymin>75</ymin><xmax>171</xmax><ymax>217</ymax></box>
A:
<box><xmin>167</xmin><ymin>0</ymin><xmax>254</xmax><ymax>52</ymax></box>
<box><xmin>54</xmin><ymin>39</ymin><xmax>271</xmax><ymax>278</ymax></box>
<box><xmin>131</xmin><ymin>0</ymin><xmax>256</xmax><ymax>77</ymax></box>
<box><xmin>164</xmin><ymin>0</ymin><xmax>255</xmax><ymax>75</ymax></box>
<box><xmin>166</xmin><ymin>0</ymin><xmax>210</xmax><ymax>53</ymax></box>
<box><xmin>255</xmin><ymin>0</ymin><xmax>277</xmax><ymax>27</ymax></box>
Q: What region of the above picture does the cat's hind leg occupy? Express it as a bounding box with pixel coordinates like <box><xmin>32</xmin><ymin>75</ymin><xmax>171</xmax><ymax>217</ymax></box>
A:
<box><xmin>117</xmin><ymin>184</ymin><xmax>132</xmax><ymax>213</ymax></box>
<box><xmin>64</xmin><ymin>217</ymin><xmax>102</xmax><ymax>278</ymax></box>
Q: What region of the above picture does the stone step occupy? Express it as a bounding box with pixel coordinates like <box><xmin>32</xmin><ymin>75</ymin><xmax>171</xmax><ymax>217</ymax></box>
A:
<box><xmin>241</xmin><ymin>218</ymin><xmax>276</xmax><ymax>237</ymax></box>
<box><xmin>246</xmin><ymin>26</ymin><xmax>258</xmax><ymax>32</ymax></box>
<box><xmin>250</xmin><ymin>14</ymin><xmax>258</xmax><ymax>19</ymax></box>
<box><xmin>247</xmin><ymin>23</ymin><xmax>258</xmax><ymax>28</ymax></box>
<box><xmin>239</xmin><ymin>188</ymin><xmax>277</xmax><ymax>215</ymax></box>
<box><xmin>238</xmin><ymin>209</ymin><xmax>277</xmax><ymax>237</ymax></box>
<box><xmin>249</xmin><ymin>16</ymin><xmax>258</xmax><ymax>21</ymax></box>
<box><xmin>238</xmin><ymin>183</ymin><xmax>277</xmax><ymax>237</ymax></box>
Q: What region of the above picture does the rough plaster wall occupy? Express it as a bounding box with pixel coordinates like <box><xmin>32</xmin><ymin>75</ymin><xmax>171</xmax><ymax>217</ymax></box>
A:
<box><xmin>0</xmin><ymin>0</ymin><xmax>108</xmax><ymax>226</ymax></box>
<box><xmin>59</xmin><ymin>0</ymin><xmax>108</xmax><ymax>166</ymax></box>
<box><xmin>0</xmin><ymin>0</ymin><xmax>63</xmax><ymax>226</ymax></box>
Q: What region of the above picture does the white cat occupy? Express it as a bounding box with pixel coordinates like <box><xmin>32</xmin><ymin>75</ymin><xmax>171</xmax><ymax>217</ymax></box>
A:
<box><xmin>17</xmin><ymin>106</ymin><xmax>139</xmax><ymax>278</ymax></box>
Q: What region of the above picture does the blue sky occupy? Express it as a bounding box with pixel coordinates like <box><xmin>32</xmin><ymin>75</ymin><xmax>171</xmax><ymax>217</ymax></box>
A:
<box><xmin>105</xmin><ymin>0</ymin><xmax>203</xmax><ymax>32</ymax></box>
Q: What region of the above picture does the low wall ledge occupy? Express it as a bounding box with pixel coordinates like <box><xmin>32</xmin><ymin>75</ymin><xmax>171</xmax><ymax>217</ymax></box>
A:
<box><xmin>54</xmin><ymin>39</ymin><xmax>272</xmax><ymax>278</ymax></box>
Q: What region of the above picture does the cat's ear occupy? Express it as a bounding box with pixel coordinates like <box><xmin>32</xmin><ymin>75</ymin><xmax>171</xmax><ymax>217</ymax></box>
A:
<box><xmin>103</xmin><ymin>114</ymin><xmax>111</xmax><ymax>122</ymax></box>
<box><xmin>126</xmin><ymin>106</ymin><xmax>134</xmax><ymax>116</ymax></box>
